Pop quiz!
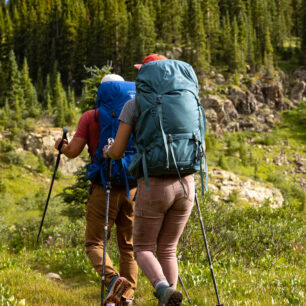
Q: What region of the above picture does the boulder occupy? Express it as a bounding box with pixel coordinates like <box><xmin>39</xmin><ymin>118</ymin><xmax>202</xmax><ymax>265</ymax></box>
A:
<box><xmin>23</xmin><ymin>128</ymin><xmax>86</xmax><ymax>175</ymax></box>
<box><xmin>261</xmin><ymin>83</ymin><xmax>285</xmax><ymax>110</ymax></box>
<box><xmin>209</xmin><ymin>168</ymin><xmax>284</xmax><ymax>208</ymax></box>
<box><xmin>229</xmin><ymin>87</ymin><xmax>257</xmax><ymax>115</ymax></box>
<box><xmin>290</xmin><ymin>80</ymin><xmax>306</xmax><ymax>103</ymax></box>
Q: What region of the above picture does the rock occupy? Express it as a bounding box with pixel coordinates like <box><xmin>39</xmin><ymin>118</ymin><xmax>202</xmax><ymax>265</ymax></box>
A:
<box><xmin>290</xmin><ymin>80</ymin><xmax>305</xmax><ymax>103</ymax></box>
<box><xmin>209</xmin><ymin>168</ymin><xmax>284</xmax><ymax>208</ymax></box>
<box><xmin>229</xmin><ymin>87</ymin><xmax>257</xmax><ymax>115</ymax></box>
<box><xmin>23</xmin><ymin>128</ymin><xmax>86</xmax><ymax>175</ymax></box>
<box><xmin>293</xmin><ymin>69</ymin><xmax>306</xmax><ymax>82</ymax></box>
<box><xmin>261</xmin><ymin>83</ymin><xmax>285</xmax><ymax>110</ymax></box>
<box><xmin>203</xmin><ymin>95</ymin><xmax>238</xmax><ymax>131</ymax></box>
<box><xmin>46</xmin><ymin>272</ymin><xmax>62</xmax><ymax>282</ymax></box>
<box><xmin>215</xmin><ymin>73</ymin><xmax>225</xmax><ymax>84</ymax></box>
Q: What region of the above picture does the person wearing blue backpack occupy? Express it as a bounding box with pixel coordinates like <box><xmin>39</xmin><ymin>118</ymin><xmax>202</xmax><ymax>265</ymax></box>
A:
<box><xmin>104</xmin><ymin>54</ymin><xmax>206</xmax><ymax>306</ymax></box>
<box><xmin>55</xmin><ymin>74</ymin><xmax>138</xmax><ymax>306</ymax></box>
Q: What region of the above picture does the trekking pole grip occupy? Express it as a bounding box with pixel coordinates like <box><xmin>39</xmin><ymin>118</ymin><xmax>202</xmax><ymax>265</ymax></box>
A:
<box><xmin>106</xmin><ymin>137</ymin><xmax>114</xmax><ymax>185</ymax></box>
<box><xmin>57</xmin><ymin>127</ymin><xmax>68</xmax><ymax>153</ymax></box>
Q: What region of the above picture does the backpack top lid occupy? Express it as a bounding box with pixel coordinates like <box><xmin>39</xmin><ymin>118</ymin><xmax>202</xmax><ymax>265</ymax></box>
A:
<box><xmin>96</xmin><ymin>81</ymin><xmax>135</xmax><ymax>110</ymax></box>
<box><xmin>136</xmin><ymin>59</ymin><xmax>198</xmax><ymax>96</ymax></box>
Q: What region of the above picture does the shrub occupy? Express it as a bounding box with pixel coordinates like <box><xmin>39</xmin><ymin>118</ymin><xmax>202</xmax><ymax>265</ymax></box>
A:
<box><xmin>218</xmin><ymin>154</ymin><xmax>228</xmax><ymax>170</ymax></box>
<box><xmin>0</xmin><ymin>151</ymin><xmax>25</xmax><ymax>166</ymax></box>
<box><xmin>0</xmin><ymin>139</ymin><xmax>14</xmax><ymax>153</ymax></box>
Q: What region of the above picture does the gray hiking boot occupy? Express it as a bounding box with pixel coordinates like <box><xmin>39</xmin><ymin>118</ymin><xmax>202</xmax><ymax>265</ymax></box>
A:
<box><xmin>154</xmin><ymin>285</ymin><xmax>183</xmax><ymax>306</ymax></box>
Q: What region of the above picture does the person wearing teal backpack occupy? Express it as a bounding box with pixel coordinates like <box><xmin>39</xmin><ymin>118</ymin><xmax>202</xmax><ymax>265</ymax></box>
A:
<box><xmin>104</xmin><ymin>54</ymin><xmax>207</xmax><ymax>306</ymax></box>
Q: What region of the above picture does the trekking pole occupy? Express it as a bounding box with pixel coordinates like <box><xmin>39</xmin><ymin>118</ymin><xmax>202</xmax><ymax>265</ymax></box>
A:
<box><xmin>36</xmin><ymin>127</ymin><xmax>68</xmax><ymax>243</ymax></box>
<box><xmin>178</xmin><ymin>274</ymin><xmax>192</xmax><ymax>305</ymax></box>
<box><xmin>101</xmin><ymin>138</ymin><xmax>114</xmax><ymax>306</ymax></box>
<box><xmin>195</xmin><ymin>192</ymin><xmax>223</xmax><ymax>306</ymax></box>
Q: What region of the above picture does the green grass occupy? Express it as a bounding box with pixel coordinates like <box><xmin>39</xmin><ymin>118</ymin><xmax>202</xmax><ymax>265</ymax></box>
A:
<box><xmin>0</xmin><ymin>103</ymin><xmax>305</xmax><ymax>305</ymax></box>
<box><xmin>0</xmin><ymin>247</ymin><xmax>304</xmax><ymax>305</ymax></box>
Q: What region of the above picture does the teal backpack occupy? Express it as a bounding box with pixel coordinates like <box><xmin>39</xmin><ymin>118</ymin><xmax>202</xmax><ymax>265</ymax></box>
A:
<box><xmin>128</xmin><ymin>59</ymin><xmax>207</xmax><ymax>194</ymax></box>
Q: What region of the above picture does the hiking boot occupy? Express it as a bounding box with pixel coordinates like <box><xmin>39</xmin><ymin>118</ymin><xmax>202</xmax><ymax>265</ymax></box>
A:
<box><xmin>121</xmin><ymin>297</ymin><xmax>133</xmax><ymax>305</ymax></box>
<box><xmin>154</xmin><ymin>286</ymin><xmax>183</xmax><ymax>306</ymax></box>
<box><xmin>104</xmin><ymin>276</ymin><xmax>131</xmax><ymax>306</ymax></box>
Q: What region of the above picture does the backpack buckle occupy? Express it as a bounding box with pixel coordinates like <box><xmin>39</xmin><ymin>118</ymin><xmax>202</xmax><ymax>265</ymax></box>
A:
<box><xmin>156</xmin><ymin>95</ymin><xmax>162</xmax><ymax>104</ymax></box>
<box><xmin>193</xmin><ymin>133</ymin><xmax>198</xmax><ymax>141</ymax></box>
<box><xmin>168</xmin><ymin>134</ymin><xmax>173</xmax><ymax>143</ymax></box>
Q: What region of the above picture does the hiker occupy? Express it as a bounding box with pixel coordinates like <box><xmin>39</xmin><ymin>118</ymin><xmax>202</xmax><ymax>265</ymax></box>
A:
<box><xmin>104</xmin><ymin>54</ymin><xmax>204</xmax><ymax>305</ymax></box>
<box><xmin>54</xmin><ymin>74</ymin><xmax>137</xmax><ymax>306</ymax></box>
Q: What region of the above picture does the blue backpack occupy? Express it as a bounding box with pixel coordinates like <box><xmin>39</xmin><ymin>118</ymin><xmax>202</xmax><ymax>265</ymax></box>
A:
<box><xmin>86</xmin><ymin>81</ymin><xmax>137</xmax><ymax>194</ymax></box>
<box><xmin>128</xmin><ymin>60</ymin><xmax>207</xmax><ymax>194</ymax></box>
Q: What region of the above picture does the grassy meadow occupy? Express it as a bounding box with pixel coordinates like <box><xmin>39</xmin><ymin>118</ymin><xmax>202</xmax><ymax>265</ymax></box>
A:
<box><xmin>0</xmin><ymin>103</ymin><xmax>305</xmax><ymax>305</ymax></box>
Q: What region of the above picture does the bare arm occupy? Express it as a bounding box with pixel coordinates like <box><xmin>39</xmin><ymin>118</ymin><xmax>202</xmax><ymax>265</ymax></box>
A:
<box><xmin>103</xmin><ymin>122</ymin><xmax>133</xmax><ymax>160</ymax></box>
<box><xmin>55</xmin><ymin>136</ymin><xmax>87</xmax><ymax>158</ymax></box>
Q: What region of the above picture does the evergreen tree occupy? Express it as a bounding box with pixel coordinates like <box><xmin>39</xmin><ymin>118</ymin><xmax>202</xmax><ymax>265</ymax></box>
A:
<box><xmin>66</xmin><ymin>86</ymin><xmax>76</xmax><ymax>125</ymax></box>
<box><xmin>79</xmin><ymin>65</ymin><xmax>112</xmax><ymax>112</ymax></box>
<box><xmin>222</xmin><ymin>11</ymin><xmax>234</xmax><ymax>69</ymax></box>
<box><xmin>0</xmin><ymin>62</ymin><xmax>5</xmax><ymax>106</ymax></box>
<box><xmin>0</xmin><ymin>10</ymin><xmax>14</xmax><ymax>63</ymax></box>
<box><xmin>20</xmin><ymin>58</ymin><xmax>39</xmax><ymax>117</ymax></box>
<box><xmin>6</xmin><ymin>51</ymin><xmax>22</xmax><ymax>109</ymax></box>
<box><xmin>160</xmin><ymin>0</ymin><xmax>182</xmax><ymax>47</ymax></box>
<box><xmin>0</xmin><ymin>99</ymin><xmax>10</xmax><ymax>129</ymax></box>
<box><xmin>44</xmin><ymin>74</ymin><xmax>53</xmax><ymax>110</ymax></box>
<box><xmin>125</xmin><ymin>1</ymin><xmax>156</xmax><ymax>78</ymax></box>
<box><xmin>102</xmin><ymin>0</ymin><xmax>128</xmax><ymax>74</ymax></box>
<box><xmin>14</xmin><ymin>94</ymin><xmax>22</xmax><ymax>124</ymax></box>
<box><xmin>264</xmin><ymin>26</ymin><xmax>274</xmax><ymax>75</ymax></box>
<box><xmin>187</xmin><ymin>0</ymin><xmax>208</xmax><ymax>75</ymax></box>
<box><xmin>301</xmin><ymin>0</ymin><xmax>306</xmax><ymax>63</ymax></box>
<box><xmin>201</xmin><ymin>0</ymin><xmax>220</xmax><ymax>64</ymax></box>
<box><xmin>71</xmin><ymin>4</ymin><xmax>87</xmax><ymax>93</ymax></box>
<box><xmin>35</xmin><ymin>67</ymin><xmax>44</xmax><ymax>104</ymax></box>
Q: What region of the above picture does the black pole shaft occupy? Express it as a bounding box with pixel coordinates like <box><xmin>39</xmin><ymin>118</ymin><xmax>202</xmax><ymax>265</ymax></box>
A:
<box><xmin>36</xmin><ymin>128</ymin><xmax>68</xmax><ymax>243</ymax></box>
<box><xmin>195</xmin><ymin>193</ymin><xmax>223</xmax><ymax>306</ymax></box>
<box><xmin>178</xmin><ymin>274</ymin><xmax>192</xmax><ymax>305</ymax></box>
<box><xmin>101</xmin><ymin>158</ymin><xmax>112</xmax><ymax>305</ymax></box>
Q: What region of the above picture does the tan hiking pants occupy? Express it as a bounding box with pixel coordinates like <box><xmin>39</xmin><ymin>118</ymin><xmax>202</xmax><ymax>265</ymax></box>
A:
<box><xmin>85</xmin><ymin>185</ymin><xmax>138</xmax><ymax>299</ymax></box>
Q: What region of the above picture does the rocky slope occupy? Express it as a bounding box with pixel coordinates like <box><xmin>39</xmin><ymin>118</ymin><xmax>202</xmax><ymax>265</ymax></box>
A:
<box><xmin>201</xmin><ymin>69</ymin><xmax>306</xmax><ymax>134</ymax></box>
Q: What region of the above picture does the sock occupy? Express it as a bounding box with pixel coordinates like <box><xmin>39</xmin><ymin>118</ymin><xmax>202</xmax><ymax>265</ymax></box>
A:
<box><xmin>154</xmin><ymin>278</ymin><xmax>169</xmax><ymax>291</ymax></box>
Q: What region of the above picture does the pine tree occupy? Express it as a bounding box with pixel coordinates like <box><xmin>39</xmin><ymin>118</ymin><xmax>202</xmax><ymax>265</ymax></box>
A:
<box><xmin>264</xmin><ymin>26</ymin><xmax>274</xmax><ymax>76</ymax></box>
<box><xmin>160</xmin><ymin>0</ymin><xmax>182</xmax><ymax>47</ymax></box>
<box><xmin>53</xmin><ymin>72</ymin><xmax>68</xmax><ymax>127</ymax></box>
<box><xmin>35</xmin><ymin>66</ymin><xmax>44</xmax><ymax>104</ymax></box>
<box><xmin>102</xmin><ymin>0</ymin><xmax>128</xmax><ymax>74</ymax></box>
<box><xmin>0</xmin><ymin>10</ymin><xmax>14</xmax><ymax>63</ymax></box>
<box><xmin>125</xmin><ymin>1</ymin><xmax>156</xmax><ymax>78</ymax></box>
<box><xmin>66</xmin><ymin>86</ymin><xmax>76</xmax><ymax>125</ymax></box>
<box><xmin>79</xmin><ymin>65</ymin><xmax>112</xmax><ymax>112</ymax></box>
<box><xmin>71</xmin><ymin>4</ymin><xmax>87</xmax><ymax>93</ymax></box>
<box><xmin>245</xmin><ymin>1</ymin><xmax>256</xmax><ymax>68</ymax></box>
<box><xmin>301</xmin><ymin>0</ymin><xmax>306</xmax><ymax>63</ymax></box>
<box><xmin>20</xmin><ymin>58</ymin><xmax>39</xmax><ymax>117</ymax></box>
<box><xmin>222</xmin><ymin>11</ymin><xmax>234</xmax><ymax>69</ymax></box>
<box><xmin>0</xmin><ymin>99</ymin><xmax>10</xmax><ymax>129</ymax></box>
<box><xmin>14</xmin><ymin>95</ymin><xmax>22</xmax><ymax>124</ymax></box>
<box><xmin>201</xmin><ymin>0</ymin><xmax>220</xmax><ymax>64</ymax></box>
<box><xmin>187</xmin><ymin>0</ymin><xmax>208</xmax><ymax>75</ymax></box>
<box><xmin>0</xmin><ymin>62</ymin><xmax>5</xmax><ymax>106</ymax></box>
<box><xmin>6</xmin><ymin>50</ymin><xmax>22</xmax><ymax>109</ymax></box>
